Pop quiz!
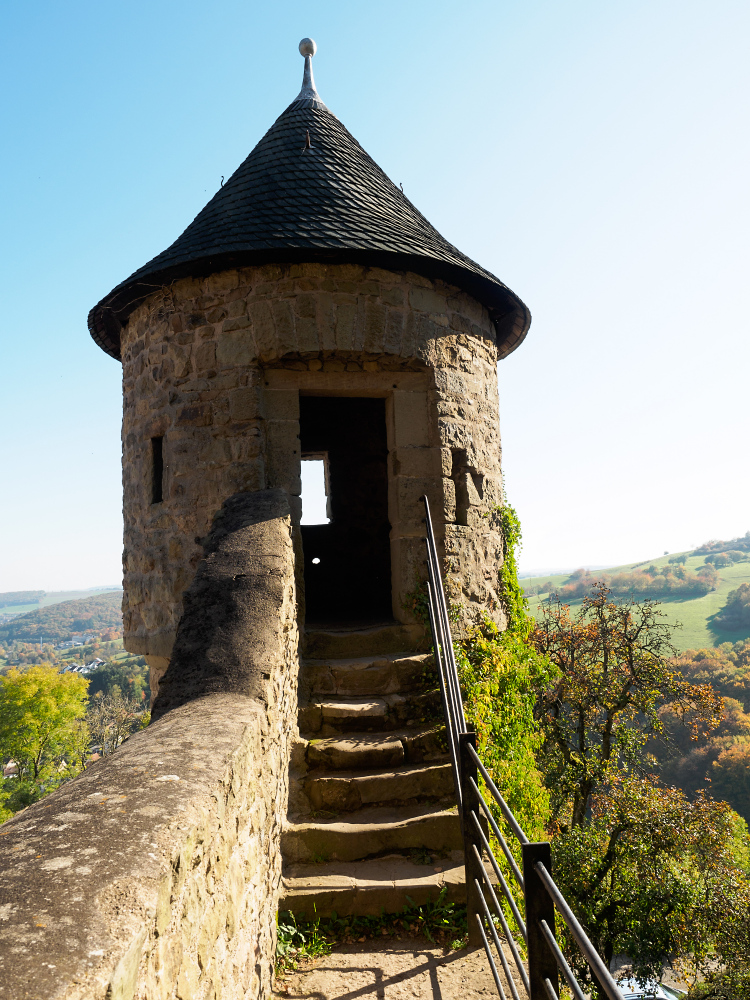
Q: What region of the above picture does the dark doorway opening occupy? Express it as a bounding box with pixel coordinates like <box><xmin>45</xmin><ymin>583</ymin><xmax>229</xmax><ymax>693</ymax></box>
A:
<box><xmin>300</xmin><ymin>396</ymin><xmax>392</xmax><ymax>626</ymax></box>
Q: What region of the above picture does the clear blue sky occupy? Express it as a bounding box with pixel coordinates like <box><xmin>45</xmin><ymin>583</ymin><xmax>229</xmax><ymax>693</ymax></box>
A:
<box><xmin>1</xmin><ymin>0</ymin><xmax>748</xmax><ymax>589</ymax></box>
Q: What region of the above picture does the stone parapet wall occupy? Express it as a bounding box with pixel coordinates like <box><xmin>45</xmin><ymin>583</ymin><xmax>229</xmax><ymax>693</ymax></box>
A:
<box><xmin>0</xmin><ymin>695</ymin><xmax>285</xmax><ymax>1000</ymax></box>
<box><xmin>0</xmin><ymin>490</ymin><xmax>299</xmax><ymax>1000</ymax></box>
<box><xmin>120</xmin><ymin>262</ymin><xmax>505</xmax><ymax>668</ymax></box>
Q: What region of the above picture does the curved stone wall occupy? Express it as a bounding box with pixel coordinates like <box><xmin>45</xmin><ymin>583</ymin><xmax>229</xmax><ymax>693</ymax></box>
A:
<box><xmin>0</xmin><ymin>490</ymin><xmax>299</xmax><ymax>1000</ymax></box>
<box><xmin>120</xmin><ymin>262</ymin><xmax>505</xmax><ymax>680</ymax></box>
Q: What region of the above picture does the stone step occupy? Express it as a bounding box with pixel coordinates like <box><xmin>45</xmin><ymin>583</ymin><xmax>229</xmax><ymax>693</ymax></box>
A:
<box><xmin>282</xmin><ymin>803</ymin><xmax>462</xmax><ymax>863</ymax></box>
<box><xmin>300</xmin><ymin>653</ymin><xmax>433</xmax><ymax>698</ymax></box>
<box><xmin>280</xmin><ymin>854</ymin><xmax>467</xmax><ymax>918</ymax></box>
<box><xmin>305</xmin><ymin>726</ymin><xmax>445</xmax><ymax>771</ymax></box>
<box><xmin>302</xmin><ymin>623</ymin><xmax>425</xmax><ymax>660</ymax></box>
<box><xmin>299</xmin><ymin>691</ymin><xmax>441</xmax><ymax>735</ymax></box>
<box><xmin>306</xmin><ymin>761</ymin><xmax>454</xmax><ymax>812</ymax></box>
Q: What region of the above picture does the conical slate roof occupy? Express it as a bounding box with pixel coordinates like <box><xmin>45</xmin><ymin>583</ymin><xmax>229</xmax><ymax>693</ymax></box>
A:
<box><xmin>88</xmin><ymin>46</ymin><xmax>530</xmax><ymax>361</ymax></box>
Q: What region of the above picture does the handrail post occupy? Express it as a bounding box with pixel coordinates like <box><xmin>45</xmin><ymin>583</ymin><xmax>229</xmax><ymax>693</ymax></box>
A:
<box><xmin>459</xmin><ymin>731</ymin><xmax>485</xmax><ymax>948</ymax></box>
<box><xmin>522</xmin><ymin>842</ymin><xmax>559</xmax><ymax>1000</ymax></box>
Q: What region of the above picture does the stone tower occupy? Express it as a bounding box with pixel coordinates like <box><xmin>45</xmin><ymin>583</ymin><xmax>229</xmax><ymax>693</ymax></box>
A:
<box><xmin>88</xmin><ymin>39</ymin><xmax>530</xmax><ymax>700</ymax></box>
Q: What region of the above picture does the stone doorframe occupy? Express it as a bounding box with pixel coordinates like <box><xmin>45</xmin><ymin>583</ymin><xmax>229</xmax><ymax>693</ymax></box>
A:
<box><xmin>262</xmin><ymin>369</ymin><xmax>442</xmax><ymax>624</ymax></box>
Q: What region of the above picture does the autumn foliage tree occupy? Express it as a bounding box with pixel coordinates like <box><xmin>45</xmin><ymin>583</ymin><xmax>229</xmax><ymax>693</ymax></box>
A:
<box><xmin>531</xmin><ymin>587</ymin><xmax>722</xmax><ymax>826</ymax></box>
<box><xmin>553</xmin><ymin>776</ymin><xmax>750</xmax><ymax>984</ymax></box>
<box><xmin>528</xmin><ymin>587</ymin><xmax>750</xmax><ymax>986</ymax></box>
<box><xmin>87</xmin><ymin>689</ymin><xmax>148</xmax><ymax>756</ymax></box>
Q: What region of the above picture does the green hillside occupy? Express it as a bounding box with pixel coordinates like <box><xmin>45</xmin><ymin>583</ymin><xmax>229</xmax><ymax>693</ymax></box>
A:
<box><xmin>0</xmin><ymin>587</ymin><xmax>121</xmax><ymax>622</ymax></box>
<box><xmin>0</xmin><ymin>590</ymin><xmax>45</xmax><ymax>609</ymax></box>
<box><xmin>523</xmin><ymin>551</ymin><xmax>750</xmax><ymax>652</ymax></box>
<box><xmin>0</xmin><ymin>591</ymin><xmax>123</xmax><ymax>644</ymax></box>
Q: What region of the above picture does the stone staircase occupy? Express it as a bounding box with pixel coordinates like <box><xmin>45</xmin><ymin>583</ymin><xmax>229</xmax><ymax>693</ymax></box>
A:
<box><xmin>280</xmin><ymin>624</ymin><xmax>465</xmax><ymax>918</ymax></box>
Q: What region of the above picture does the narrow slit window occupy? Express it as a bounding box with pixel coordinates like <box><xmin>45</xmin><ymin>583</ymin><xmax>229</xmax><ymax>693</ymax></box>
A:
<box><xmin>300</xmin><ymin>455</ymin><xmax>330</xmax><ymax>524</ymax></box>
<box><xmin>151</xmin><ymin>436</ymin><xmax>164</xmax><ymax>504</ymax></box>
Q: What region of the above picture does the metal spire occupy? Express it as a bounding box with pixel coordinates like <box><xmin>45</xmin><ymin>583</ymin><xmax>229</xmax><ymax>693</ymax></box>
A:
<box><xmin>296</xmin><ymin>37</ymin><xmax>319</xmax><ymax>101</ymax></box>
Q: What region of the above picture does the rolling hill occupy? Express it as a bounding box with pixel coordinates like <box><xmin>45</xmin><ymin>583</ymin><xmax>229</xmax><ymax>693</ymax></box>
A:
<box><xmin>0</xmin><ymin>591</ymin><xmax>124</xmax><ymax>644</ymax></box>
<box><xmin>522</xmin><ymin>546</ymin><xmax>750</xmax><ymax>652</ymax></box>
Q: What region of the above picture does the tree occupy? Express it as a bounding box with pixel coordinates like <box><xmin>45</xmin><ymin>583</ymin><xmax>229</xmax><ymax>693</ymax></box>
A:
<box><xmin>553</xmin><ymin>776</ymin><xmax>750</xmax><ymax>986</ymax></box>
<box><xmin>0</xmin><ymin>665</ymin><xmax>89</xmax><ymax>818</ymax></box>
<box><xmin>711</xmin><ymin>740</ymin><xmax>750</xmax><ymax>821</ymax></box>
<box><xmin>530</xmin><ymin>586</ymin><xmax>722</xmax><ymax>826</ymax></box>
<box><xmin>650</xmin><ymin>697</ymin><xmax>750</xmax><ymax>821</ymax></box>
<box><xmin>687</xmin><ymin>966</ymin><xmax>750</xmax><ymax>1000</ymax></box>
<box><xmin>673</xmin><ymin>641</ymin><xmax>750</xmax><ymax>709</ymax></box>
<box><xmin>87</xmin><ymin>657</ymin><xmax>149</xmax><ymax>703</ymax></box>
<box><xmin>714</xmin><ymin>583</ymin><xmax>750</xmax><ymax>631</ymax></box>
<box><xmin>86</xmin><ymin>689</ymin><xmax>148</xmax><ymax>756</ymax></box>
<box><xmin>527</xmin><ymin>587</ymin><xmax>749</xmax><ymax>989</ymax></box>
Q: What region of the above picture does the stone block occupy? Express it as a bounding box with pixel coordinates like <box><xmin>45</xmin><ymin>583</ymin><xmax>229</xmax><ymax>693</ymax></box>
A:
<box><xmin>263</xmin><ymin>389</ymin><xmax>299</xmax><ymax>422</ymax></box>
<box><xmin>265</xmin><ymin>420</ymin><xmax>301</xmax><ymax>492</ymax></box>
<box><xmin>226</xmin><ymin>298</ymin><xmax>247</xmax><ymax>319</ymax></box>
<box><xmin>296</xmin><ymin>315</ymin><xmax>319</xmax><ymax>353</ymax></box>
<box><xmin>216</xmin><ymin>329</ymin><xmax>254</xmax><ymax>367</ymax></box>
<box><xmin>409</xmin><ymin>286</ymin><xmax>447</xmax><ymax>314</ymax></box>
<box><xmin>401</xmin><ymin>311</ymin><xmax>417</xmax><ymax>357</ymax></box>
<box><xmin>392</xmin><ymin>391</ymin><xmax>430</xmax><ymax>447</ymax></box>
<box><xmin>334</xmin><ymin>300</ymin><xmax>357</xmax><ymax>350</ymax></box>
<box><xmin>351</xmin><ymin>297</ymin><xmax>368</xmax><ymax>351</ymax></box>
<box><xmin>316</xmin><ymin>291</ymin><xmax>336</xmax><ymax>351</ymax></box>
<box><xmin>363</xmin><ymin>301</ymin><xmax>386</xmax><ymax>352</ymax></box>
<box><xmin>207</xmin><ymin>269</ymin><xmax>239</xmax><ymax>292</ymax></box>
<box><xmin>172</xmin><ymin>346</ymin><xmax>192</xmax><ymax>378</ymax></box>
<box><xmin>392</xmin><ymin>446</ymin><xmax>440</xmax><ymax>478</ymax></box>
<box><xmin>198</xmin><ymin>436</ymin><xmax>232</xmax><ymax>466</ymax></box>
<box><xmin>272</xmin><ymin>299</ymin><xmax>296</xmax><ymax>356</ymax></box>
<box><xmin>229</xmin><ymin>387</ymin><xmax>261</xmax><ymax>421</ymax></box>
<box><xmin>295</xmin><ymin>292</ymin><xmax>316</xmax><ymax>319</ymax></box>
<box><xmin>195</xmin><ymin>341</ymin><xmax>216</xmax><ymax>370</ymax></box>
<box><xmin>249</xmin><ymin>299</ymin><xmax>276</xmax><ymax>358</ymax></box>
<box><xmin>206</xmin><ymin>306</ymin><xmax>227</xmax><ymax>324</ymax></box>
<box><xmin>381</xmin><ymin>285</ymin><xmax>404</xmax><ymax>307</ymax></box>
<box><xmin>176</xmin><ymin>402</ymin><xmax>212</xmax><ymax>426</ymax></box>
<box><xmin>391</xmin><ymin>476</ymin><xmax>444</xmax><ymax>532</ymax></box>
<box><xmin>384</xmin><ymin>308</ymin><xmax>405</xmax><ymax>354</ymax></box>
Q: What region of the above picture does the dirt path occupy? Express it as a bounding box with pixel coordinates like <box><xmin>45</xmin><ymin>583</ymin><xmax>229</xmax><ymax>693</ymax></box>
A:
<box><xmin>273</xmin><ymin>937</ymin><xmax>519</xmax><ymax>999</ymax></box>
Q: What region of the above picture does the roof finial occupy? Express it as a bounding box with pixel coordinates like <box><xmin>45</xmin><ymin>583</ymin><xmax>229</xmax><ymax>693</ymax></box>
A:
<box><xmin>296</xmin><ymin>38</ymin><xmax>318</xmax><ymax>101</ymax></box>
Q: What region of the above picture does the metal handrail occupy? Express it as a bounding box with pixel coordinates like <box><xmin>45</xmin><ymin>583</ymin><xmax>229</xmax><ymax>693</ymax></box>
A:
<box><xmin>421</xmin><ymin>495</ymin><xmax>623</xmax><ymax>1000</ymax></box>
<box><xmin>534</xmin><ymin>862</ymin><xmax>621</xmax><ymax>1000</ymax></box>
<box><xmin>467</xmin><ymin>742</ymin><xmax>529</xmax><ymax>845</ymax></box>
<box><xmin>469</xmin><ymin>776</ymin><xmax>525</xmax><ymax>888</ymax></box>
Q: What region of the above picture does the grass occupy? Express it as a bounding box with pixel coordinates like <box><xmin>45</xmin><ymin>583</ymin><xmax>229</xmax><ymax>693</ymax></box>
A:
<box><xmin>275</xmin><ymin>890</ymin><xmax>469</xmax><ymax>976</ymax></box>
<box><xmin>522</xmin><ymin>552</ymin><xmax>750</xmax><ymax>652</ymax></box>
<box><xmin>276</xmin><ymin>910</ymin><xmax>332</xmax><ymax>975</ymax></box>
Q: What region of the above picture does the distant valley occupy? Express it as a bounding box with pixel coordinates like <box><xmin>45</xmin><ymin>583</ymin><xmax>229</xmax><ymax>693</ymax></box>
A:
<box><xmin>0</xmin><ymin>591</ymin><xmax>123</xmax><ymax>645</ymax></box>
<box><xmin>522</xmin><ymin>532</ymin><xmax>750</xmax><ymax>651</ymax></box>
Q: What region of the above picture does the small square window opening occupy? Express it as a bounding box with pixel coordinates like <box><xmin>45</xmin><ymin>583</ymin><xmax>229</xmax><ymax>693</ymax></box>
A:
<box><xmin>301</xmin><ymin>455</ymin><xmax>330</xmax><ymax>524</ymax></box>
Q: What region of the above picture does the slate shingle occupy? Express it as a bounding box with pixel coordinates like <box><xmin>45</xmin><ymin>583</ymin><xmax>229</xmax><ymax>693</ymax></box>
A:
<box><xmin>88</xmin><ymin>92</ymin><xmax>530</xmax><ymax>360</ymax></box>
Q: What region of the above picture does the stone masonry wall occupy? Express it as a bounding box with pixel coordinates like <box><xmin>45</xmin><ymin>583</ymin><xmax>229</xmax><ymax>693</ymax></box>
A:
<box><xmin>0</xmin><ymin>697</ymin><xmax>287</xmax><ymax>1000</ymax></box>
<box><xmin>120</xmin><ymin>261</ymin><xmax>506</xmax><ymax>682</ymax></box>
<box><xmin>0</xmin><ymin>491</ymin><xmax>298</xmax><ymax>1000</ymax></box>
